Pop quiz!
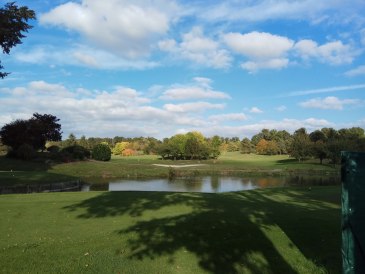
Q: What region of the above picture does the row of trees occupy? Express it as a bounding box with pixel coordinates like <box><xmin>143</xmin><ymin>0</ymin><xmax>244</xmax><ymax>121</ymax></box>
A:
<box><xmin>158</xmin><ymin>132</ymin><xmax>221</xmax><ymax>160</ymax></box>
<box><xmin>1</xmin><ymin>113</ymin><xmax>364</xmax><ymax>164</ymax></box>
<box><xmin>240</xmin><ymin>127</ymin><xmax>365</xmax><ymax>164</ymax></box>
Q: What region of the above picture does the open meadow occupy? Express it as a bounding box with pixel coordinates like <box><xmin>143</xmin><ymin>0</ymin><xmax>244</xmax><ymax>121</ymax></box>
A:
<box><xmin>0</xmin><ymin>186</ymin><xmax>341</xmax><ymax>274</ymax></box>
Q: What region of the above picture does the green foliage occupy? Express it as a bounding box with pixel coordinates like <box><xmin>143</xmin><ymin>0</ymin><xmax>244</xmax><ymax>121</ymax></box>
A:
<box><xmin>210</xmin><ymin>135</ymin><xmax>222</xmax><ymax>159</ymax></box>
<box><xmin>16</xmin><ymin>143</ymin><xmax>35</xmax><ymax>160</ymax></box>
<box><xmin>227</xmin><ymin>141</ymin><xmax>241</xmax><ymax>152</ymax></box>
<box><xmin>112</xmin><ymin>141</ymin><xmax>130</xmax><ymax>155</ymax></box>
<box><xmin>46</xmin><ymin>145</ymin><xmax>60</xmax><ymax>153</ymax></box>
<box><xmin>92</xmin><ymin>143</ymin><xmax>111</xmax><ymax>161</ymax></box>
<box><xmin>0</xmin><ymin>2</ymin><xmax>36</xmax><ymax>78</ymax></box>
<box><xmin>63</xmin><ymin>133</ymin><xmax>77</xmax><ymax>147</ymax></box>
<box><xmin>240</xmin><ymin>138</ymin><xmax>255</xmax><ymax>154</ymax></box>
<box><xmin>0</xmin><ymin>113</ymin><xmax>62</xmax><ymax>152</ymax></box>
<box><xmin>61</xmin><ymin>145</ymin><xmax>90</xmax><ymax>160</ymax></box>
<box><xmin>290</xmin><ymin>128</ymin><xmax>311</xmax><ymax>161</ymax></box>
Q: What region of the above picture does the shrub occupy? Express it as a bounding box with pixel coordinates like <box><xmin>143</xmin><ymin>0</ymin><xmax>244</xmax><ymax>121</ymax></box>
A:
<box><xmin>16</xmin><ymin>143</ymin><xmax>36</xmax><ymax>160</ymax></box>
<box><xmin>47</xmin><ymin>145</ymin><xmax>60</xmax><ymax>153</ymax></box>
<box><xmin>61</xmin><ymin>145</ymin><xmax>90</xmax><ymax>160</ymax></box>
<box><xmin>0</xmin><ymin>143</ymin><xmax>9</xmax><ymax>156</ymax></box>
<box><xmin>92</xmin><ymin>143</ymin><xmax>111</xmax><ymax>161</ymax></box>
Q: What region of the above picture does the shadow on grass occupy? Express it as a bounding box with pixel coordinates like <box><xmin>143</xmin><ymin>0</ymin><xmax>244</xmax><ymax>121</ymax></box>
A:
<box><xmin>0</xmin><ymin>155</ymin><xmax>80</xmax><ymax>187</ymax></box>
<box><xmin>64</xmin><ymin>188</ymin><xmax>341</xmax><ymax>273</ymax></box>
<box><xmin>275</xmin><ymin>158</ymin><xmax>336</xmax><ymax>170</ymax></box>
<box><xmin>0</xmin><ymin>155</ymin><xmax>52</xmax><ymax>171</ymax></box>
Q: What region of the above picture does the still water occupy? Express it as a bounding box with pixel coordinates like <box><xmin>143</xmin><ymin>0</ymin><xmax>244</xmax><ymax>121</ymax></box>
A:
<box><xmin>0</xmin><ymin>175</ymin><xmax>339</xmax><ymax>194</ymax></box>
<box><xmin>82</xmin><ymin>175</ymin><xmax>339</xmax><ymax>193</ymax></box>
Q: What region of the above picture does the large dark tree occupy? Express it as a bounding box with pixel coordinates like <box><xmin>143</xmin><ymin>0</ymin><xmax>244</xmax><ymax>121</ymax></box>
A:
<box><xmin>0</xmin><ymin>2</ymin><xmax>36</xmax><ymax>78</ymax></box>
<box><xmin>0</xmin><ymin>113</ymin><xmax>62</xmax><ymax>151</ymax></box>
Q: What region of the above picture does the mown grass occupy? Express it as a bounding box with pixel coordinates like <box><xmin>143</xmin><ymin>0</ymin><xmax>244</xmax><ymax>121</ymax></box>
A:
<box><xmin>0</xmin><ymin>152</ymin><xmax>338</xmax><ymax>185</ymax></box>
<box><xmin>0</xmin><ymin>186</ymin><xmax>341</xmax><ymax>274</ymax></box>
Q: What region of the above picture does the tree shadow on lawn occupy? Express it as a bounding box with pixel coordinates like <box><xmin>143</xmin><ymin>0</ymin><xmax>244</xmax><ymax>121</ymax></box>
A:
<box><xmin>64</xmin><ymin>188</ymin><xmax>341</xmax><ymax>273</ymax></box>
<box><xmin>275</xmin><ymin>158</ymin><xmax>336</xmax><ymax>170</ymax></box>
<box><xmin>0</xmin><ymin>155</ymin><xmax>52</xmax><ymax>171</ymax></box>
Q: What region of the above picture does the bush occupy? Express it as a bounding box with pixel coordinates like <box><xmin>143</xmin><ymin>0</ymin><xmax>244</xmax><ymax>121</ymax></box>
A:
<box><xmin>47</xmin><ymin>145</ymin><xmax>60</xmax><ymax>153</ymax></box>
<box><xmin>92</xmin><ymin>143</ymin><xmax>111</xmax><ymax>161</ymax></box>
<box><xmin>0</xmin><ymin>143</ymin><xmax>9</xmax><ymax>156</ymax></box>
<box><xmin>16</xmin><ymin>144</ymin><xmax>36</xmax><ymax>160</ymax></box>
<box><xmin>61</xmin><ymin>145</ymin><xmax>90</xmax><ymax>160</ymax></box>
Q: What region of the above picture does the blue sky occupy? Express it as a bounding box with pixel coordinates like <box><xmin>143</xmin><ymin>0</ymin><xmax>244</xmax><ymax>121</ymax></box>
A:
<box><xmin>1</xmin><ymin>0</ymin><xmax>365</xmax><ymax>139</ymax></box>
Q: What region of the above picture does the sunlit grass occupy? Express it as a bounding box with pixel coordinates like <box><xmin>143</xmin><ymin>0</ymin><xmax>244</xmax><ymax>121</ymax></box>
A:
<box><xmin>0</xmin><ymin>186</ymin><xmax>341</xmax><ymax>273</ymax></box>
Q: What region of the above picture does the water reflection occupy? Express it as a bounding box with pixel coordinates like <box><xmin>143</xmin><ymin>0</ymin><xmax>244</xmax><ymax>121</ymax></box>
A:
<box><xmin>92</xmin><ymin>175</ymin><xmax>339</xmax><ymax>193</ymax></box>
<box><xmin>1</xmin><ymin>175</ymin><xmax>339</xmax><ymax>194</ymax></box>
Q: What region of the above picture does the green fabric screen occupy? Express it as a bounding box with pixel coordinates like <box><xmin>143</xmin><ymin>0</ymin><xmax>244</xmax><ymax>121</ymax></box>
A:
<box><xmin>342</xmin><ymin>152</ymin><xmax>365</xmax><ymax>274</ymax></box>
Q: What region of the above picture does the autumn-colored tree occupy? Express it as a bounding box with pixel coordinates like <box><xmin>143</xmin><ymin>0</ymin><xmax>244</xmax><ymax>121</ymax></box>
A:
<box><xmin>122</xmin><ymin>148</ymin><xmax>135</xmax><ymax>156</ymax></box>
<box><xmin>256</xmin><ymin>139</ymin><xmax>268</xmax><ymax>155</ymax></box>
<box><xmin>266</xmin><ymin>140</ymin><xmax>279</xmax><ymax>155</ymax></box>
<box><xmin>112</xmin><ymin>141</ymin><xmax>130</xmax><ymax>155</ymax></box>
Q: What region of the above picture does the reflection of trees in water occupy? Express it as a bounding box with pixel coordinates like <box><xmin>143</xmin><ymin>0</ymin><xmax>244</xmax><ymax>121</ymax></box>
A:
<box><xmin>256</xmin><ymin>178</ymin><xmax>282</xmax><ymax>188</ymax></box>
<box><xmin>210</xmin><ymin>176</ymin><xmax>220</xmax><ymax>192</ymax></box>
<box><xmin>169</xmin><ymin>177</ymin><xmax>204</xmax><ymax>191</ymax></box>
<box><xmin>183</xmin><ymin>177</ymin><xmax>204</xmax><ymax>191</ymax></box>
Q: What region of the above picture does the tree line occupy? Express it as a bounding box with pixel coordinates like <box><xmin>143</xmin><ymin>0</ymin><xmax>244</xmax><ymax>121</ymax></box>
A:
<box><xmin>0</xmin><ymin>113</ymin><xmax>364</xmax><ymax>163</ymax></box>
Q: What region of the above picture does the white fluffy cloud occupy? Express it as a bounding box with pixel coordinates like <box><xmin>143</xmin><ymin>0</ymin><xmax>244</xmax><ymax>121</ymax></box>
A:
<box><xmin>0</xmin><ymin>81</ymin><xmax>344</xmax><ymax>138</ymax></box>
<box><xmin>163</xmin><ymin>102</ymin><xmax>225</xmax><ymax>112</ymax></box>
<box><xmin>294</xmin><ymin>39</ymin><xmax>356</xmax><ymax>65</ymax></box>
<box><xmin>160</xmin><ymin>77</ymin><xmax>231</xmax><ymax>100</ymax></box>
<box><xmin>40</xmin><ymin>0</ymin><xmax>180</xmax><ymax>58</ymax></box>
<box><xmin>158</xmin><ymin>27</ymin><xmax>232</xmax><ymax>68</ymax></box>
<box><xmin>0</xmin><ymin>80</ymin><xmax>232</xmax><ymax>138</ymax></box>
<box><xmin>223</xmin><ymin>31</ymin><xmax>357</xmax><ymax>72</ymax></box>
<box><xmin>345</xmin><ymin>65</ymin><xmax>365</xmax><ymax>77</ymax></box>
<box><xmin>299</xmin><ymin>96</ymin><xmax>360</xmax><ymax>110</ymax></box>
<box><xmin>15</xmin><ymin>45</ymin><xmax>159</xmax><ymax>70</ymax></box>
<box><xmin>249</xmin><ymin>107</ymin><xmax>263</xmax><ymax>114</ymax></box>
<box><xmin>224</xmin><ymin>32</ymin><xmax>294</xmax><ymax>59</ymax></box>
<box><xmin>223</xmin><ymin>31</ymin><xmax>294</xmax><ymax>72</ymax></box>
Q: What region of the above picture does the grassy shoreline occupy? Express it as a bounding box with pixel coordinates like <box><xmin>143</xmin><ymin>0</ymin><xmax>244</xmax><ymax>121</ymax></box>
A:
<box><xmin>0</xmin><ymin>186</ymin><xmax>341</xmax><ymax>273</ymax></box>
<box><xmin>0</xmin><ymin>152</ymin><xmax>339</xmax><ymax>185</ymax></box>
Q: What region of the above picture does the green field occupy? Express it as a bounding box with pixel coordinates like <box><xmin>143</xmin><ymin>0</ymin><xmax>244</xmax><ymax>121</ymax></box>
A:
<box><xmin>0</xmin><ymin>152</ymin><xmax>338</xmax><ymax>185</ymax></box>
<box><xmin>0</xmin><ymin>186</ymin><xmax>341</xmax><ymax>273</ymax></box>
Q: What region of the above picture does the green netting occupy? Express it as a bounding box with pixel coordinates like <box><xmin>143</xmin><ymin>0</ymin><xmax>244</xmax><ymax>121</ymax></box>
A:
<box><xmin>342</xmin><ymin>152</ymin><xmax>365</xmax><ymax>274</ymax></box>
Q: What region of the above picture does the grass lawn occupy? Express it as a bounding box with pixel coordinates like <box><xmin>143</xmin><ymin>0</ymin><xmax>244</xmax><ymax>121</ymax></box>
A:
<box><xmin>0</xmin><ymin>152</ymin><xmax>338</xmax><ymax>185</ymax></box>
<box><xmin>0</xmin><ymin>186</ymin><xmax>341</xmax><ymax>273</ymax></box>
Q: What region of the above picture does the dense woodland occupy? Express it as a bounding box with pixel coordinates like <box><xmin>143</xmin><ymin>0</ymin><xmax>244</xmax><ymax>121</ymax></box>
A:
<box><xmin>0</xmin><ymin>113</ymin><xmax>364</xmax><ymax>164</ymax></box>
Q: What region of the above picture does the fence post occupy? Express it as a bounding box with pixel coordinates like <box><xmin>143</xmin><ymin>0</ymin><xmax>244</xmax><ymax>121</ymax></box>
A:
<box><xmin>341</xmin><ymin>152</ymin><xmax>365</xmax><ymax>274</ymax></box>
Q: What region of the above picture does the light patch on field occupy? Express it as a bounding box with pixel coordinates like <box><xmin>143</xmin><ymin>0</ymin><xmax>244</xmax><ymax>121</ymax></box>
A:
<box><xmin>249</xmin><ymin>214</ymin><xmax>327</xmax><ymax>274</ymax></box>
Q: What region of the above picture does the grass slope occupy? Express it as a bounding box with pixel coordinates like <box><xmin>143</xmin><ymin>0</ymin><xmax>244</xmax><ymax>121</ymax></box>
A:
<box><xmin>0</xmin><ymin>152</ymin><xmax>338</xmax><ymax>185</ymax></box>
<box><xmin>0</xmin><ymin>186</ymin><xmax>341</xmax><ymax>273</ymax></box>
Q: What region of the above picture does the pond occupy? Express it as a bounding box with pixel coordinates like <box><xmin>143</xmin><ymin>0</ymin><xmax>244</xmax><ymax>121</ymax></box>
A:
<box><xmin>0</xmin><ymin>175</ymin><xmax>339</xmax><ymax>195</ymax></box>
<box><xmin>81</xmin><ymin>175</ymin><xmax>340</xmax><ymax>193</ymax></box>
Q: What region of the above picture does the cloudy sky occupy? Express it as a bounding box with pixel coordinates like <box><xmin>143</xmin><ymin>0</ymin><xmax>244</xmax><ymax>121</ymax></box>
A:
<box><xmin>1</xmin><ymin>0</ymin><xmax>365</xmax><ymax>139</ymax></box>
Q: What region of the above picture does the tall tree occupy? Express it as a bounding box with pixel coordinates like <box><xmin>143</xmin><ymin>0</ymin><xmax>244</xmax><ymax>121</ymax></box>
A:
<box><xmin>290</xmin><ymin>128</ymin><xmax>311</xmax><ymax>161</ymax></box>
<box><xmin>0</xmin><ymin>113</ymin><xmax>62</xmax><ymax>151</ymax></box>
<box><xmin>0</xmin><ymin>2</ymin><xmax>36</xmax><ymax>78</ymax></box>
<box><xmin>240</xmin><ymin>138</ymin><xmax>255</xmax><ymax>154</ymax></box>
<box><xmin>210</xmin><ymin>135</ymin><xmax>222</xmax><ymax>159</ymax></box>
